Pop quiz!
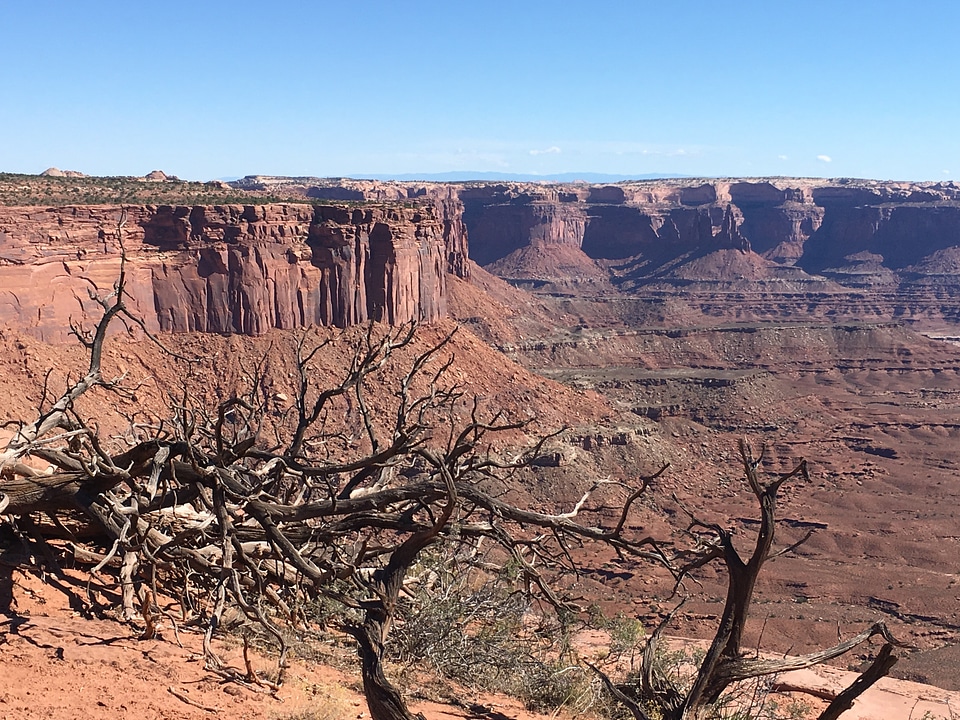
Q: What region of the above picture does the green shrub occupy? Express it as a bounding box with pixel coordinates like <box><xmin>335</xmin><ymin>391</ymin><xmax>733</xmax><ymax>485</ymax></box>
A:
<box><xmin>388</xmin><ymin>550</ymin><xmax>604</xmax><ymax>715</ymax></box>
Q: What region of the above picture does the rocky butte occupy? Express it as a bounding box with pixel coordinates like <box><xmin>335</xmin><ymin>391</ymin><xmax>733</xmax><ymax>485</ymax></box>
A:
<box><xmin>0</xmin><ymin>201</ymin><xmax>464</xmax><ymax>342</ymax></box>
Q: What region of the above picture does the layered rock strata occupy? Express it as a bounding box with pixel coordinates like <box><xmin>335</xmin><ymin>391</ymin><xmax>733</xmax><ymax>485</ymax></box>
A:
<box><xmin>0</xmin><ymin>203</ymin><xmax>447</xmax><ymax>341</ymax></box>
<box><xmin>453</xmin><ymin>179</ymin><xmax>960</xmax><ymax>281</ymax></box>
<box><xmin>253</xmin><ymin>176</ymin><xmax>960</xmax><ymax>292</ymax></box>
<box><xmin>7</xmin><ymin>176</ymin><xmax>960</xmax><ymax>341</ymax></box>
<box><xmin>269</xmin><ymin>176</ymin><xmax>960</xmax><ymax>326</ymax></box>
<box><xmin>235</xmin><ymin>176</ymin><xmax>471</xmax><ymax>281</ymax></box>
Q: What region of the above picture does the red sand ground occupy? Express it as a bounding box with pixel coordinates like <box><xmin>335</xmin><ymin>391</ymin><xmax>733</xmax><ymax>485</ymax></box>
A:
<box><xmin>3</xmin><ymin>562</ymin><xmax>959</xmax><ymax>720</ymax></box>
<box><xmin>0</xmin><ymin>563</ymin><xmax>563</xmax><ymax>720</ymax></box>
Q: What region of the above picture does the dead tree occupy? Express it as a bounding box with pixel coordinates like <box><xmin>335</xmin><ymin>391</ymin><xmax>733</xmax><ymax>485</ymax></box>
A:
<box><xmin>0</xmin><ymin>235</ymin><xmax>670</xmax><ymax>720</ymax></box>
<box><xmin>596</xmin><ymin>440</ymin><xmax>902</xmax><ymax>720</ymax></box>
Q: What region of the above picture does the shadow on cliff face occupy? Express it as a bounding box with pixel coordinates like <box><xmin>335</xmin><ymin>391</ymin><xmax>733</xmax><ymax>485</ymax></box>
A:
<box><xmin>801</xmin><ymin>204</ymin><xmax>960</xmax><ymax>275</ymax></box>
<box><xmin>580</xmin><ymin>205</ymin><xmax>661</xmax><ymax>260</ymax></box>
<box><xmin>462</xmin><ymin>201</ymin><xmax>547</xmax><ymax>266</ymax></box>
<box><xmin>140</xmin><ymin>206</ymin><xmax>193</xmax><ymax>250</ymax></box>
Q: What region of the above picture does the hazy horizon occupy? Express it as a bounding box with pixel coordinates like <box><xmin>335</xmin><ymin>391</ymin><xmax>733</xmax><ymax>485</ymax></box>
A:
<box><xmin>23</xmin><ymin>169</ymin><xmax>955</xmax><ymax>185</ymax></box>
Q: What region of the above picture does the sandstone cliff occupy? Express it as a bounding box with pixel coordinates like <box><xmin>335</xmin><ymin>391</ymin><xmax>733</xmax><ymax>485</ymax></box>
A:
<box><xmin>7</xmin><ymin>175</ymin><xmax>960</xmax><ymax>341</ymax></box>
<box><xmin>445</xmin><ymin>178</ymin><xmax>960</xmax><ymax>290</ymax></box>
<box><xmin>277</xmin><ymin>176</ymin><xmax>960</xmax><ymax>327</ymax></box>
<box><xmin>0</xmin><ymin>203</ymin><xmax>447</xmax><ymax>341</ymax></box>
<box><xmin>226</xmin><ymin>176</ymin><xmax>960</xmax><ymax>321</ymax></box>
<box><xmin>234</xmin><ymin>176</ymin><xmax>471</xmax><ymax>281</ymax></box>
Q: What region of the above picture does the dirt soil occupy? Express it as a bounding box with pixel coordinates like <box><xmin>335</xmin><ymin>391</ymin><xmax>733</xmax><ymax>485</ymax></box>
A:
<box><xmin>0</xmin><ymin>561</ymin><xmax>564</xmax><ymax>720</ymax></box>
<box><xmin>3</xmin><ymin>560</ymin><xmax>960</xmax><ymax>720</ymax></box>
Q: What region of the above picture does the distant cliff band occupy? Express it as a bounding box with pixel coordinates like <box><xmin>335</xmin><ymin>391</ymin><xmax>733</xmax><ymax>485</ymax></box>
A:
<box><xmin>2</xmin><ymin>178</ymin><xmax>960</xmax><ymax>340</ymax></box>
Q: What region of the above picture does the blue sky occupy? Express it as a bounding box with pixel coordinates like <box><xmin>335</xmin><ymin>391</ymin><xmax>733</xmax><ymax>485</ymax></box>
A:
<box><xmin>1</xmin><ymin>1</ymin><xmax>956</xmax><ymax>181</ymax></box>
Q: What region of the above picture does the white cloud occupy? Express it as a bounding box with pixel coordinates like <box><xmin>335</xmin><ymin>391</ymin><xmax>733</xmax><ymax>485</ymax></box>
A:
<box><xmin>529</xmin><ymin>146</ymin><xmax>561</xmax><ymax>156</ymax></box>
<box><xmin>943</xmin><ymin>169</ymin><xmax>951</xmax><ymax>175</ymax></box>
<box><xmin>778</xmin><ymin>154</ymin><xmax>789</xmax><ymax>161</ymax></box>
<box><xmin>817</xmin><ymin>154</ymin><xmax>832</xmax><ymax>163</ymax></box>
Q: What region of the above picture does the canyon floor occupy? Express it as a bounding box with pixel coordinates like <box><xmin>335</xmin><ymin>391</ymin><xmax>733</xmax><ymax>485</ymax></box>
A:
<box><xmin>447</xmin><ymin>268</ymin><xmax>960</xmax><ymax>694</ymax></box>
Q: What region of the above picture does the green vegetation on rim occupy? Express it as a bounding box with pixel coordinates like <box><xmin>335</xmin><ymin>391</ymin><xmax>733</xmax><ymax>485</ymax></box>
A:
<box><xmin>0</xmin><ymin>172</ymin><xmax>371</xmax><ymax>207</ymax></box>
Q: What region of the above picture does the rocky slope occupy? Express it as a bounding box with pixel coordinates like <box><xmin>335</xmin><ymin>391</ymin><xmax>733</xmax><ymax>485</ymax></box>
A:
<box><xmin>0</xmin><ymin>202</ymin><xmax>452</xmax><ymax>341</ymax></box>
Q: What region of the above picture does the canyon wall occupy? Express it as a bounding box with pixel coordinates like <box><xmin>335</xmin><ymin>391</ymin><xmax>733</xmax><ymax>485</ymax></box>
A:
<box><xmin>285</xmin><ymin>176</ymin><xmax>960</xmax><ymax>326</ymax></box>
<box><xmin>0</xmin><ymin>203</ymin><xmax>448</xmax><ymax>341</ymax></box>
<box><xmin>278</xmin><ymin>176</ymin><xmax>960</xmax><ymax>292</ymax></box>
<box><xmin>6</xmin><ymin>176</ymin><xmax>960</xmax><ymax>341</ymax></box>
<box><xmin>438</xmin><ymin>178</ymin><xmax>960</xmax><ymax>325</ymax></box>
<box><xmin>451</xmin><ymin>179</ymin><xmax>960</xmax><ymax>276</ymax></box>
<box><xmin>237</xmin><ymin>176</ymin><xmax>471</xmax><ymax>281</ymax></box>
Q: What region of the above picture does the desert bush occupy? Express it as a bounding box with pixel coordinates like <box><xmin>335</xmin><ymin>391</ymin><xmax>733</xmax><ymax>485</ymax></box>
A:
<box><xmin>390</xmin><ymin>550</ymin><xmax>605</xmax><ymax>715</ymax></box>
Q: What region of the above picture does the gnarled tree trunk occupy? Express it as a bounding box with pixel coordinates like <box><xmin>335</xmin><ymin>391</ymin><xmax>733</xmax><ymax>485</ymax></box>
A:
<box><xmin>347</xmin><ymin>621</ymin><xmax>424</xmax><ymax>720</ymax></box>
